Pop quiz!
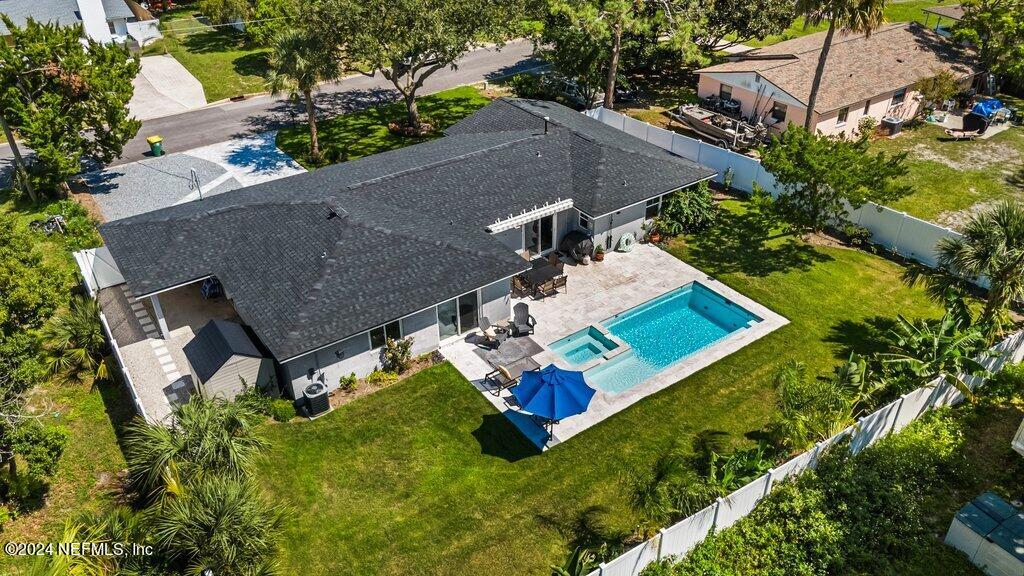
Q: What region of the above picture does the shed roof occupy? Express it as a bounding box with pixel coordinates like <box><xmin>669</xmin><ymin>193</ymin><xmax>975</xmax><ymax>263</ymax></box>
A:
<box><xmin>923</xmin><ymin>4</ymin><xmax>965</xmax><ymax>21</ymax></box>
<box><xmin>183</xmin><ymin>320</ymin><xmax>262</xmax><ymax>383</ymax></box>
<box><xmin>697</xmin><ymin>23</ymin><xmax>980</xmax><ymax>114</ymax></box>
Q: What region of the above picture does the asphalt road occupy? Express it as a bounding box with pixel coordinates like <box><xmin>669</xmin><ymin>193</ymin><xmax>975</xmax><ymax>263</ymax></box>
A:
<box><xmin>0</xmin><ymin>39</ymin><xmax>540</xmax><ymax>176</ymax></box>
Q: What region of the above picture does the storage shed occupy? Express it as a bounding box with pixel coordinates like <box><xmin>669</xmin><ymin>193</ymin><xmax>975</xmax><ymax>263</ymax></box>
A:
<box><xmin>946</xmin><ymin>492</ymin><xmax>1024</xmax><ymax>576</ymax></box>
<box><xmin>183</xmin><ymin>320</ymin><xmax>273</xmax><ymax>400</ymax></box>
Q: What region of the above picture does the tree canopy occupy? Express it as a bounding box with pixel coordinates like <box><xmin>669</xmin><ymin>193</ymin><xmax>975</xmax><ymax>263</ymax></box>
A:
<box><xmin>954</xmin><ymin>0</ymin><xmax>1024</xmax><ymax>85</ymax></box>
<box><xmin>0</xmin><ymin>17</ymin><xmax>140</xmax><ymax>194</ymax></box>
<box><xmin>688</xmin><ymin>0</ymin><xmax>795</xmax><ymax>53</ymax></box>
<box><xmin>760</xmin><ymin>125</ymin><xmax>911</xmax><ymax>233</ymax></box>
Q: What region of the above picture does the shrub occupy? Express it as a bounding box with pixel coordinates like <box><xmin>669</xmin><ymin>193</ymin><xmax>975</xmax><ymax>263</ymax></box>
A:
<box><xmin>381</xmin><ymin>337</ymin><xmax>414</xmax><ymax>373</ymax></box>
<box><xmin>0</xmin><ymin>504</ymin><xmax>11</xmax><ymax>529</ymax></box>
<box><xmin>11</xmin><ymin>424</ymin><xmax>70</xmax><ymax>478</ymax></box>
<box><xmin>654</xmin><ymin>181</ymin><xmax>717</xmax><ymax>237</ymax></box>
<box><xmin>507</xmin><ymin>72</ymin><xmax>554</xmax><ymax>100</ymax></box>
<box><xmin>339</xmin><ymin>372</ymin><xmax>358</xmax><ymax>392</ymax></box>
<box><xmin>269</xmin><ymin>399</ymin><xmax>296</xmax><ymax>422</ymax></box>
<box><xmin>857</xmin><ymin>115</ymin><xmax>878</xmax><ymax>136</ymax></box>
<box><xmin>366</xmin><ymin>369</ymin><xmax>399</xmax><ymax>387</ymax></box>
<box><xmin>840</xmin><ymin>221</ymin><xmax>873</xmax><ymax>249</ymax></box>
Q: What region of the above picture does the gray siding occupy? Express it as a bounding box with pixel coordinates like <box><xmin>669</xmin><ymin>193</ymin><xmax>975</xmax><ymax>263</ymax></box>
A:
<box><xmin>480</xmin><ymin>278</ymin><xmax>511</xmax><ymax>323</ymax></box>
<box><xmin>284</xmin><ymin>332</ymin><xmax>378</xmax><ymax>398</ymax></box>
<box><xmin>201</xmin><ymin>355</ymin><xmax>268</xmax><ymax>400</ymax></box>
<box><xmin>493</xmin><ymin>226</ymin><xmax>523</xmax><ymax>252</ymax></box>
<box><xmin>402</xmin><ymin>307</ymin><xmax>439</xmax><ymax>355</ymax></box>
<box><xmin>592</xmin><ymin>202</ymin><xmax>648</xmax><ymax>251</ymax></box>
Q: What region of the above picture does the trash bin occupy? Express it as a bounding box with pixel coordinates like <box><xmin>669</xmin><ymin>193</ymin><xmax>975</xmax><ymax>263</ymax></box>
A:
<box><xmin>146</xmin><ymin>135</ymin><xmax>164</xmax><ymax>157</ymax></box>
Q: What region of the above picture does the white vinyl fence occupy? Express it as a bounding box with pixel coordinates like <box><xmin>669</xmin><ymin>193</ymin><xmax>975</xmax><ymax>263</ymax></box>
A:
<box><xmin>98</xmin><ymin>311</ymin><xmax>153</xmax><ymax>424</ymax></box>
<box><xmin>584</xmin><ymin>107</ymin><xmax>964</xmax><ymax>269</ymax></box>
<box><xmin>585</xmin><ymin>331</ymin><xmax>1024</xmax><ymax>576</ymax></box>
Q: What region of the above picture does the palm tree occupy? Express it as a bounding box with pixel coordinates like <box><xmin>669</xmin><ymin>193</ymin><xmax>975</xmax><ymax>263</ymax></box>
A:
<box><xmin>267</xmin><ymin>28</ymin><xmax>341</xmax><ymax>164</ymax></box>
<box><xmin>877</xmin><ymin>310</ymin><xmax>990</xmax><ymax>398</ymax></box>
<box><xmin>41</xmin><ymin>296</ymin><xmax>110</xmax><ymax>382</ymax></box>
<box><xmin>796</xmin><ymin>0</ymin><xmax>888</xmax><ymax>130</ymax></box>
<box><xmin>123</xmin><ymin>396</ymin><xmax>267</xmax><ymax>502</ymax></box>
<box><xmin>150</xmin><ymin>474</ymin><xmax>285</xmax><ymax>576</ymax></box>
<box><xmin>905</xmin><ymin>201</ymin><xmax>1024</xmax><ymax>339</ymax></box>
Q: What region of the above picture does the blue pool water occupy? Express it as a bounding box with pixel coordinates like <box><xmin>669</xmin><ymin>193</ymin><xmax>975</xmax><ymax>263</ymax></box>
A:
<box><xmin>584</xmin><ymin>283</ymin><xmax>761</xmax><ymax>394</ymax></box>
<box><xmin>549</xmin><ymin>326</ymin><xmax>619</xmax><ymax>366</ymax></box>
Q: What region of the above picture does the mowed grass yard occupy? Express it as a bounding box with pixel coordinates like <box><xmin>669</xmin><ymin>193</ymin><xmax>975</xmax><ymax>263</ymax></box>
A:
<box><xmin>256</xmin><ymin>199</ymin><xmax>942</xmax><ymax>576</ymax></box>
<box><xmin>871</xmin><ymin>116</ymin><xmax>1024</xmax><ymax>228</ymax></box>
<box><xmin>276</xmin><ymin>86</ymin><xmax>492</xmax><ymax>168</ymax></box>
<box><xmin>745</xmin><ymin>0</ymin><xmax>943</xmax><ymax>47</ymax></box>
<box><xmin>142</xmin><ymin>8</ymin><xmax>271</xmax><ymax>102</ymax></box>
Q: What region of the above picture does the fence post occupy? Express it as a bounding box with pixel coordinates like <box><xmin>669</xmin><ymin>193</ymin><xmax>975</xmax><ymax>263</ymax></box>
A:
<box><xmin>888</xmin><ymin>396</ymin><xmax>905</xmax><ymax>436</ymax></box>
<box><xmin>711</xmin><ymin>497</ymin><xmax>724</xmax><ymax>532</ymax></box>
<box><xmin>891</xmin><ymin>211</ymin><xmax>909</xmax><ymax>254</ymax></box>
<box><xmin>762</xmin><ymin>469</ymin><xmax>774</xmax><ymax>497</ymax></box>
<box><xmin>810</xmin><ymin>440</ymin><xmax>825</xmax><ymax>469</ymax></box>
<box><xmin>657</xmin><ymin>528</ymin><xmax>667</xmax><ymax>560</ymax></box>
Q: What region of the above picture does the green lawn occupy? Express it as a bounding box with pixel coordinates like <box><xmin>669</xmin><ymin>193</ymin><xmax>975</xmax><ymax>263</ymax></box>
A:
<box><xmin>0</xmin><ymin>193</ymin><xmax>135</xmax><ymax>575</ymax></box>
<box><xmin>256</xmin><ymin>199</ymin><xmax>942</xmax><ymax>576</ymax></box>
<box><xmin>142</xmin><ymin>8</ymin><xmax>271</xmax><ymax>102</ymax></box>
<box><xmin>275</xmin><ymin>86</ymin><xmax>492</xmax><ymax>168</ymax></box>
<box><xmin>870</xmin><ymin>121</ymin><xmax>1024</xmax><ymax>228</ymax></box>
<box><xmin>745</xmin><ymin>0</ymin><xmax>942</xmax><ymax>47</ymax></box>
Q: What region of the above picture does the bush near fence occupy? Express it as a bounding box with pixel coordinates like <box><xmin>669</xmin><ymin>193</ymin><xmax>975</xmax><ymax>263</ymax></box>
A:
<box><xmin>584</xmin><ymin>108</ymin><xmax>965</xmax><ymax>270</ymax></box>
<box><xmin>585</xmin><ymin>331</ymin><xmax>1024</xmax><ymax>576</ymax></box>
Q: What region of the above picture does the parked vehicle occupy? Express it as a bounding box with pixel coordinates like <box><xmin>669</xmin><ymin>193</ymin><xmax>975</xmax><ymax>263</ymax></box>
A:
<box><xmin>669</xmin><ymin>104</ymin><xmax>769</xmax><ymax>151</ymax></box>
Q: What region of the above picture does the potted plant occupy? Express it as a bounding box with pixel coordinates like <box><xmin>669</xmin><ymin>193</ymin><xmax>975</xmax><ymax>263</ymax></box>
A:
<box><xmin>644</xmin><ymin>221</ymin><xmax>662</xmax><ymax>244</ymax></box>
<box><xmin>593</xmin><ymin>245</ymin><xmax>605</xmax><ymax>262</ymax></box>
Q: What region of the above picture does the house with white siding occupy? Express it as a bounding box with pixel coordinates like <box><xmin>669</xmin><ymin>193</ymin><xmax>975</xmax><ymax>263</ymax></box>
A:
<box><xmin>0</xmin><ymin>0</ymin><xmax>156</xmax><ymax>44</ymax></box>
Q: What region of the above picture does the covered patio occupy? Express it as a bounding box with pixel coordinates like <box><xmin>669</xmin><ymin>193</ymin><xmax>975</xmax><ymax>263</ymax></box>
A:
<box><xmin>441</xmin><ymin>243</ymin><xmax>788</xmax><ymax>449</ymax></box>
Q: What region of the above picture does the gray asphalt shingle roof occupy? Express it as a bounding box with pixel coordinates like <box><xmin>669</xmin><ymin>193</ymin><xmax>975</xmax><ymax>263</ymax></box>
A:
<box><xmin>0</xmin><ymin>0</ymin><xmax>132</xmax><ymax>34</ymax></box>
<box><xmin>101</xmin><ymin>98</ymin><xmax>715</xmax><ymax>361</ymax></box>
<box><xmin>183</xmin><ymin>320</ymin><xmax>262</xmax><ymax>383</ymax></box>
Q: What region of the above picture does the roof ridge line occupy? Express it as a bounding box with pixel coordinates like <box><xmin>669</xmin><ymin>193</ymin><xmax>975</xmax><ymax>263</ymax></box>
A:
<box><xmin>343</xmin><ymin>132</ymin><xmax>544</xmax><ymax>192</ymax></box>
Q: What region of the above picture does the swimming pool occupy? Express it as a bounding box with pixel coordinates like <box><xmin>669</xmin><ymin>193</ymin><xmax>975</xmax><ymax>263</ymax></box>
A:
<box><xmin>574</xmin><ymin>282</ymin><xmax>761</xmax><ymax>394</ymax></box>
<box><xmin>549</xmin><ymin>326</ymin><xmax>619</xmax><ymax>366</ymax></box>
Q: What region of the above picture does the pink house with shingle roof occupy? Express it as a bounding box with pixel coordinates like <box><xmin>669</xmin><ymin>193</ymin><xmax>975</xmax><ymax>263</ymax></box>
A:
<box><xmin>695</xmin><ymin>23</ymin><xmax>981</xmax><ymax>137</ymax></box>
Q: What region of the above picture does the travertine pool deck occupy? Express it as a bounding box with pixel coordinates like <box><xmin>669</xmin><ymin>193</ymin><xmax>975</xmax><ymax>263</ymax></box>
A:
<box><xmin>442</xmin><ymin>243</ymin><xmax>788</xmax><ymax>449</ymax></box>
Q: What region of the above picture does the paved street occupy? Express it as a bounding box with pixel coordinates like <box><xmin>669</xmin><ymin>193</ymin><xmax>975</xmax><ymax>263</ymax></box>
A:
<box><xmin>0</xmin><ymin>39</ymin><xmax>541</xmax><ymax>177</ymax></box>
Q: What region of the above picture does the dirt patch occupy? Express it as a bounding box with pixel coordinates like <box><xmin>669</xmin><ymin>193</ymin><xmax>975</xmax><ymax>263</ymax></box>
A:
<box><xmin>68</xmin><ymin>181</ymin><xmax>106</xmax><ymax>223</ymax></box>
<box><xmin>935</xmin><ymin>198</ymin><xmax>1009</xmax><ymax>230</ymax></box>
<box><xmin>911</xmin><ymin>139</ymin><xmax>1022</xmax><ymax>173</ymax></box>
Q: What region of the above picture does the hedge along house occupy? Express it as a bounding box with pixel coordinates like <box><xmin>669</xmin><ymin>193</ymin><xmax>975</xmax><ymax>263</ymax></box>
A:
<box><xmin>98</xmin><ymin>98</ymin><xmax>716</xmax><ymax>402</ymax></box>
<box><xmin>695</xmin><ymin>23</ymin><xmax>981</xmax><ymax>137</ymax></box>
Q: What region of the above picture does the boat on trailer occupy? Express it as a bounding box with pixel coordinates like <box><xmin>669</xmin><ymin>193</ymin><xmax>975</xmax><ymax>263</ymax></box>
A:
<box><xmin>669</xmin><ymin>104</ymin><xmax>768</xmax><ymax>151</ymax></box>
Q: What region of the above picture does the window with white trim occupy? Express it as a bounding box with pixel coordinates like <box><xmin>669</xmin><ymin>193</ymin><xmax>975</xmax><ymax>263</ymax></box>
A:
<box><xmin>369</xmin><ymin>320</ymin><xmax>402</xmax><ymax>349</ymax></box>
<box><xmin>578</xmin><ymin>212</ymin><xmax>591</xmax><ymax>230</ymax></box>
<box><xmin>837</xmin><ymin>107</ymin><xmax>849</xmax><ymax>126</ymax></box>
<box><xmin>770</xmin><ymin>102</ymin><xmax>787</xmax><ymax>123</ymax></box>
<box><xmin>891</xmin><ymin>87</ymin><xmax>907</xmax><ymax>105</ymax></box>
<box><xmin>719</xmin><ymin>84</ymin><xmax>733</xmax><ymax>100</ymax></box>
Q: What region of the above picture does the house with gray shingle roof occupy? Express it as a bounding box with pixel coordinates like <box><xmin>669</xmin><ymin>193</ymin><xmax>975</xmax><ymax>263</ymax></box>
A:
<box><xmin>97</xmin><ymin>98</ymin><xmax>716</xmax><ymax>401</ymax></box>
<box><xmin>695</xmin><ymin>23</ymin><xmax>981</xmax><ymax>137</ymax></box>
<box><xmin>0</xmin><ymin>0</ymin><xmax>140</xmax><ymax>43</ymax></box>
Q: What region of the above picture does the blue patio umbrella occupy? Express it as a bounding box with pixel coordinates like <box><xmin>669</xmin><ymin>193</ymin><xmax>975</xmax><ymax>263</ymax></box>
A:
<box><xmin>512</xmin><ymin>364</ymin><xmax>596</xmax><ymax>423</ymax></box>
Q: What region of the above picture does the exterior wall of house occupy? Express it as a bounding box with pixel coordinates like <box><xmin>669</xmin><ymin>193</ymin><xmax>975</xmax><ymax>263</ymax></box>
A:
<box><xmin>279</xmin><ymin>277</ymin><xmax>512</xmax><ymax>399</ymax></box>
<box><xmin>696</xmin><ymin>73</ymin><xmax>810</xmax><ymax>131</ymax></box>
<box><xmin>813</xmin><ymin>87</ymin><xmax>927</xmax><ymax>136</ymax></box>
<box><xmin>109</xmin><ymin>18</ymin><xmax>129</xmax><ymax>38</ymax></box>
<box><xmin>199</xmin><ymin>356</ymin><xmax>271</xmax><ymax>401</ymax></box>
<box><xmin>493</xmin><ymin>226</ymin><xmax>523</xmax><ymax>252</ymax></box>
<box><xmin>591</xmin><ymin>201</ymin><xmax>648</xmax><ymax>252</ymax></box>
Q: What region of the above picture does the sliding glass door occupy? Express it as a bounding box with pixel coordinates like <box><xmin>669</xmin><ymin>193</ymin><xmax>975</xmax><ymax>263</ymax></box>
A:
<box><xmin>437</xmin><ymin>291</ymin><xmax>480</xmax><ymax>340</ymax></box>
<box><xmin>525</xmin><ymin>214</ymin><xmax>555</xmax><ymax>255</ymax></box>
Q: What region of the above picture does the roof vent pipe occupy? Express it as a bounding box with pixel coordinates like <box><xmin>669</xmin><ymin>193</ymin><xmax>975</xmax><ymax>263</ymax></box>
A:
<box><xmin>544</xmin><ymin>116</ymin><xmax>550</xmax><ymax>134</ymax></box>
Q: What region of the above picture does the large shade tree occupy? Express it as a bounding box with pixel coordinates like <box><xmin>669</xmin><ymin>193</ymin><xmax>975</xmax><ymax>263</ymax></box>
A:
<box><xmin>0</xmin><ymin>17</ymin><xmax>140</xmax><ymax>195</ymax></box>
<box><xmin>795</xmin><ymin>0</ymin><xmax>888</xmax><ymax>130</ymax></box>
<box><xmin>313</xmin><ymin>0</ymin><xmax>524</xmax><ymax>129</ymax></box>
<box><xmin>954</xmin><ymin>0</ymin><xmax>1024</xmax><ymax>86</ymax></box>
<box><xmin>690</xmin><ymin>0</ymin><xmax>796</xmax><ymax>54</ymax></box>
<box><xmin>267</xmin><ymin>27</ymin><xmax>342</xmax><ymax>163</ymax></box>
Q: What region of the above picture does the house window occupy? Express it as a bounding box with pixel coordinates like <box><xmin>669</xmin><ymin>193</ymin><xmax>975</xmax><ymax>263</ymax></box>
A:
<box><xmin>108</xmin><ymin>21</ymin><xmax>116</xmax><ymax>34</ymax></box>
<box><xmin>719</xmin><ymin>84</ymin><xmax>733</xmax><ymax>100</ymax></box>
<box><xmin>770</xmin><ymin>102</ymin><xmax>787</xmax><ymax>123</ymax></box>
<box><xmin>891</xmin><ymin>88</ymin><xmax>907</xmax><ymax>105</ymax></box>
<box><xmin>578</xmin><ymin>212</ymin><xmax>591</xmax><ymax>230</ymax></box>
<box><xmin>645</xmin><ymin>197</ymin><xmax>662</xmax><ymax>219</ymax></box>
<box><xmin>369</xmin><ymin>320</ymin><xmax>401</xmax><ymax>349</ymax></box>
<box><xmin>863</xmin><ymin>100</ymin><xmax>871</xmax><ymax>115</ymax></box>
<box><xmin>837</xmin><ymin>107</ymin><xmax>849</xmax><ymax>126</ymax></box>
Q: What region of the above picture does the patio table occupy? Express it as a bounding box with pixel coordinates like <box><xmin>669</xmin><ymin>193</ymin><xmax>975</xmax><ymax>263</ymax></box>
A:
<box><xmin>523</xmin><ymin>261</ymin><xmax>562</xmax><ymax>288</ymax></box>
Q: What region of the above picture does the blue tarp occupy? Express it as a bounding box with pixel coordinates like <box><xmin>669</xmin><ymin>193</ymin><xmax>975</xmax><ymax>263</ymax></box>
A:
<box><xmin>971</xmin><ymin>99</ymin><xmax>1004</xmax><ymax>119</ymax></box>
<box><xmin>513</xmin><ymin>364</ymin><xmax>596</xmax><ymax>422</ymax></box>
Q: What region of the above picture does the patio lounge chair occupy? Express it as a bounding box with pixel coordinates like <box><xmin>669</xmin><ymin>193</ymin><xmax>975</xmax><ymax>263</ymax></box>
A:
<box><xmin>484</xmin><ymin>357</ymin><xmax>540</xmax><ymax>396</ymax></box>
<box><xmin>478</xmin><ymin>317</ymin><xmax>508</xmax><ymax>349</ymax></box>
<box><xmin>512</xmin><ymin>302</ymin><xmax>536</xmax><ymax>336</ymax></box>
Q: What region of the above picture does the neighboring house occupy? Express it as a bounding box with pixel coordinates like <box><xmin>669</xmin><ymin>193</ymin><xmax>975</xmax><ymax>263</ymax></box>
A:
<box><xmin>98</xmin><ymin>98</ymin><xmax>716</xmax><ymax>400</ymax></box>
<box><xmin>695</xmin><ymin>23</ymin><xmax>981</xmax><ymax>137</ymax></box>
<box><xmin>0</xmin><ymin>0</ymin><xmax>157</xmax><ymax>44</ymax></box>
<box><xmin>922</xmin><ymin>4</ymin><xmax>964</xmax><ymax>38</ymax></box>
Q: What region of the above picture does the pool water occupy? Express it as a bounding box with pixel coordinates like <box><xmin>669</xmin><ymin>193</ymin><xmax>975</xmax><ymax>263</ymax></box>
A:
<box><xmin>584</xmin><ymin>283</ymin><xmax>760</xmax><ymax>394</ymax></box>
<box><xmin>549</xmin><ymin>326</ymin><xmax>619</xmax><ymax>366</ymax></box>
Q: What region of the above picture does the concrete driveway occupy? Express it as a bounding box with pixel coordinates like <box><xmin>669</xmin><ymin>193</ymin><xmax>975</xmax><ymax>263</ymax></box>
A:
<box><xmin>82</xmin><ymin>132</ymin><xmax>304</xmax><ymax>221</ymax></box>
<box><xmin>128</xmin><ymin>55</ymin><xmax>207</xmax><ymax>121</ymax></box>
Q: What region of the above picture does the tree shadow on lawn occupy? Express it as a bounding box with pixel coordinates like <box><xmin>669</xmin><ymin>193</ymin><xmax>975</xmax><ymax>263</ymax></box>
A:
<box><xmin>471</xmin><ymin>412</ymin><xmax>540</xmax><ymax>463</ymax></box>
<box><xmin>233</xmin><ymin>51</ymin><xmax>270</xmax><ymax>79</ymax></box>
<box><xmin>535</xmin><ymin>504</ymin><xmax>630</xmax><ymax>553</ymax></box>
<box><xmin>824</xmin><ymin>316</ymin><xmax>898</xmax><ymax>360</ymax></box>
<box><xmin>684</xmin><ymin>209</ymin><xmax>832</xmax><ymax>277</ymax></box>
<box><xmin>182</xmin><ymin>28</ymin><xmax>252</xmax><ymax>55</ymax></box>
